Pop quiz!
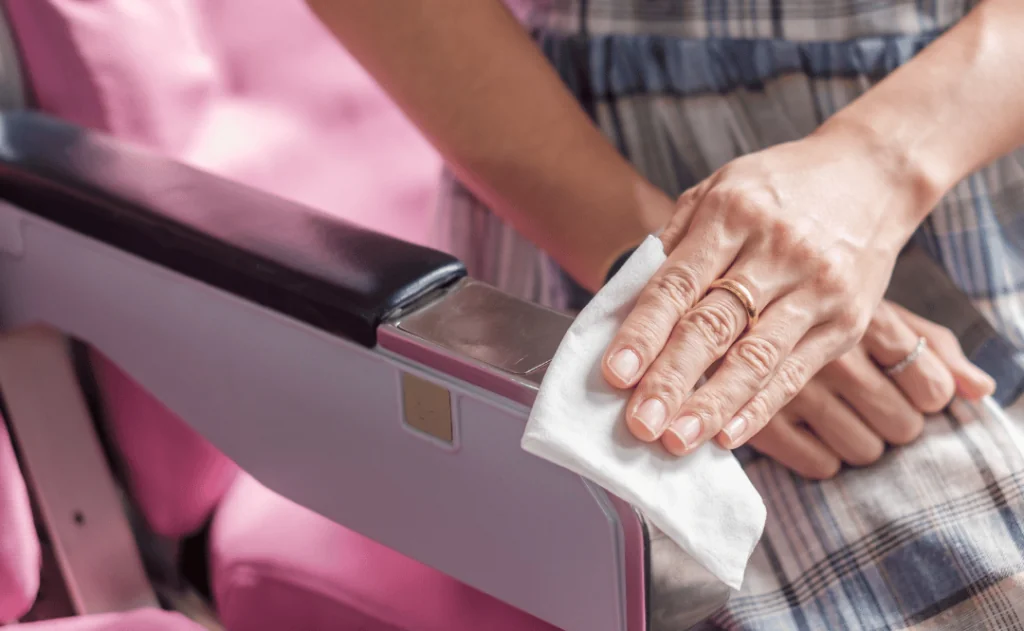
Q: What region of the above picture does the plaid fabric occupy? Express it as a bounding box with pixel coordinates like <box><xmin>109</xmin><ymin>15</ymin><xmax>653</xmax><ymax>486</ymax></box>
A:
<box><xmin>435</xmin><ymin>1</ymin><xmax>1024</xmax><ymax>628</ymax></box>
<box><xmin>702</xmin><ymin>397</ymin><xmax>1024</xmax><ymax>630</ymax></box>
<box><xmin>438</xmin><ymin>0</ymin><xmax>1024</xmax><ymax>353</ymax></box>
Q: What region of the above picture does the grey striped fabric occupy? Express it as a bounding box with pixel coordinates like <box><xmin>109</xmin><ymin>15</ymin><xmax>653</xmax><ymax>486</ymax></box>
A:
<box><xmin>436</xmin><ymin>1</ymin><xmax>1024</xmax><ymax>628</ymax></box>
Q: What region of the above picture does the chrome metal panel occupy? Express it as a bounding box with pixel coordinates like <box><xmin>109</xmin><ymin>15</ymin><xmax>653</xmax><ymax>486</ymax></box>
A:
<box><xmin>645</xmin><ymin>520</ymin><xmax>732</xmax><ymax>630</ymax></box>
<box><xmin>380</xmin><ymin>279</ymin><xmax>570</xmax><ymax>407</ymax></box>
<box><xmin>396</xmin><ymin>279</ymin><xmax>570</xmax><ymax>375</ymax></box>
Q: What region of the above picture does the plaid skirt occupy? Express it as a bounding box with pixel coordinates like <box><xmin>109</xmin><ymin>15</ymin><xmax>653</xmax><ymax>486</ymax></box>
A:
<box><xmin>436</xmin><ymin>1</ymin><xmax>1024</xmax><ymax>628</ymax></box>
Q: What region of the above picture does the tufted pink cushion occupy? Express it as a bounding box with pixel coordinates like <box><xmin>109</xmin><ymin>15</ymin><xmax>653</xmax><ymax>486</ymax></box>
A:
<box><xmin>211</xmin><ymin>474</ymin><xmax>558</xmax><ymax>631</ymax></box>
<box><xmin>3</xmin><ymin>0</ymin><xmax>440</xmax><ymax>245</ymax></box>
<box><xmin>0</xmin><ymin>421</ymin><xmax>40</xmax><ymax>623</ymax></box>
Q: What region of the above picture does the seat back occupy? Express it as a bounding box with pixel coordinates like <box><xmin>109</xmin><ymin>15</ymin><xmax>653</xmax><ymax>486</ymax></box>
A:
<box><xmin>1</xmin><ymin>0</ymin><xmax>442</xmax><ymax>539</ymax></box>
<box><xmin>0</xmin><ymin>3</ymin><xmax>650</xmax><ymax>629</ymax></box>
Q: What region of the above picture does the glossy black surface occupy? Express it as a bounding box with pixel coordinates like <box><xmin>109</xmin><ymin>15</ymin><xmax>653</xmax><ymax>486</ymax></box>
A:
<box><xmin>0</xmin><ymin>112</ymin><xmax>465</xmax><ymax>347</ymax></box>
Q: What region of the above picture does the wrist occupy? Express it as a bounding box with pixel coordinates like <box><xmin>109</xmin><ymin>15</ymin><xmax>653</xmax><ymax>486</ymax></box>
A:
<box><xmin>814</xmin><ymin>113</ymin><xmax>948</xmax><ymax>241</ymax></box>
<box><xmin>586</xmin><ymin>183</ymin><xmax>675</xmax><ymax>292</ymax></box>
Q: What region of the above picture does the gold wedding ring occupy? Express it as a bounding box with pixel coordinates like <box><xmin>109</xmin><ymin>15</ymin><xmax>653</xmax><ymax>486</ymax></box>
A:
<box><xmin>707</xmin><ymin>278</ymin><xmax>760</xmax><ymax>329</ymax></box>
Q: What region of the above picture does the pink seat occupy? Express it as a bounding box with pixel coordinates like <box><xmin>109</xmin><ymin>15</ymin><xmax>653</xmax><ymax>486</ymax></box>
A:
<box><xmin>0</xmin><ymin>422</ymin><xmax>40</xmax><ymax>622</ymax></box>
<box><xmin>3</xmin><ymin>0</ymin><xmax>440</xmax><ymax>535</ymax></box>
<box><xmin>0</xmin><ymin>1</ymin><xmax>551</xmax><ymax>629</ymax></box>
<box><xmin>211</xmin><ymin>474</ymin><xmax>558</xmax><ymax>631</ymax></box>
<box><xmin>6</xmin><ymin>610</ymin><xmax>207</xmax><ymax>631</ymax></box>
<box><xmin>89</xmin><ymin>353</ymin><xmax>240</xmax><ymax>537</ymax></box>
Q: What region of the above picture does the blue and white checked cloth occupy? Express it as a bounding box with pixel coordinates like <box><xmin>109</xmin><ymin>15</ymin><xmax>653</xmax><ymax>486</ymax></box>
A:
<box><xmin>435</xmin><ymin>1</ymin><xmax>1024</xmax><ymax>628</ymax></box>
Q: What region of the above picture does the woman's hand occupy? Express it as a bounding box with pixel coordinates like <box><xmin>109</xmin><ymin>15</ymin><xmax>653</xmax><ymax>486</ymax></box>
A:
<box><xmin>603</xmin><ymin>125</ymin><xmax>940</xmax><ymax>456</ymax></box>
<box><xmin>727</xmin><ymin>301</ymin><xmax>995</xmax><ymax>479</ymax></box>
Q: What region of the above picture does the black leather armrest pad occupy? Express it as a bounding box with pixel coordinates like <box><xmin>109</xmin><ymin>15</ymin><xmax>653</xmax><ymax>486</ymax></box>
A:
<box><xmin>0</xmin><ymin>112</ymin><xmax>465</xmax><ymax>347</ymax></box>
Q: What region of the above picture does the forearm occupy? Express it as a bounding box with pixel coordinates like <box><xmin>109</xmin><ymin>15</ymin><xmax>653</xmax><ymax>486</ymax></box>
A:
<box><xmin>822</xmin><ymin>0</ymin><xmax>1024</xmax><ymax>236</ymax></box>
<box><xmin>306</xmin><ymin>0</ymin><xmax>673</xmax><ymax>291</ymax></box>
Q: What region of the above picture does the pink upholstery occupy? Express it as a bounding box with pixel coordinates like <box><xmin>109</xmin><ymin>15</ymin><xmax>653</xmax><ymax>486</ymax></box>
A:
<box><xmin>3</xmin><ymin>0</ymin><xmax>440</xmax><ymax>538</ymax></box>
<box><xmin>0</xmin><ymin>422</ymin><xmax>40</xmax><ymax>623</ymax></box>
<box><xmin>3</xmin><ymin>0</ymin><xmax>440</xmax><ymax>245</ymax></box>
<box><xmin>211</xmin><ymin>474</ymin><xmax>557</xmax><ymax>631</ymax></box>
<box><xmin>6</xmin><ymin>610</ymin><xmax>207</xmax><ymax>631</ymax></box>
<box><xmin>89</xmin><ymin>353</ymin><xmax>240</xmax><ymax>537</ymax></box>
<box><xmin>0</xmin><ymin>1</ymin><xmax>519</xmax><ymax>628</ymax></box>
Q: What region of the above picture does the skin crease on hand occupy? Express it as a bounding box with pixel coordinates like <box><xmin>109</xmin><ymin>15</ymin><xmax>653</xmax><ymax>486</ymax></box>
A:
<box><xmin>603</xmin><ymin>0</ymin><xmax>1024</xmax><ymax>462</ymax></box>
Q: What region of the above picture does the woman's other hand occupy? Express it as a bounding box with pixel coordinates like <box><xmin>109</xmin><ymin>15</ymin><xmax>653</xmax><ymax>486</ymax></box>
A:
<box><xmin>735</xmin><ymin>301</ymin><xmax>995</xmax><ymax>479</ymax></box>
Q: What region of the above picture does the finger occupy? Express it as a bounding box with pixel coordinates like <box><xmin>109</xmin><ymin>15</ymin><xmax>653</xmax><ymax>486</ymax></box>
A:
<box><xmin>603</xmin><ymin>201</ymin><xmax>741</xmax><ymax>390</ymax></box>
<box><xmin>658</xmin><ymin>298</ymin><xmax>813</xmax><ymax>454</ymax></box>
<box><xmin>861</xmin><ymin>302</ymin><xmax>955</xmax><ymax>413</ymax></box>
<box><xmin>628</xmin><ymin>262</ymin><xmax>783</xmax><ymax>443</ymax></box>
<box><xmin>625</xmin><ymin>288</ymin><xmax>750</xmax><ymax>441</ymax></box>
<box><xmin>784</xmin><ymin>380</ymin><xmax>885</xmax><ymax>466</ymax></box>
<box><xmin>746</xmin><ymin>413</ymin><xmax>842</xmax><ymax>480</ymax></box>
<box><xmin>891</xmin><ymin>303</ymin><xmax>996</xmax><ymax>400</ymax></box>
<box><xmin>820</xmin><ymin>346</ymin><xmax>924</xmax><ymax>445</ymax></box>
<box><xmin>718</xmin><ymin>326</ymin><xmax>839</xmax><ymax>449</ymax></box>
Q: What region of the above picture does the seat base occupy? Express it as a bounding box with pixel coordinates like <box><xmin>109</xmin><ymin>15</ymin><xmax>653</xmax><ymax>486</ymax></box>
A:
<box><xmin>211</xmin><ymin>473</ymin><xmax>558</xmax><ymax>631</ymax></box>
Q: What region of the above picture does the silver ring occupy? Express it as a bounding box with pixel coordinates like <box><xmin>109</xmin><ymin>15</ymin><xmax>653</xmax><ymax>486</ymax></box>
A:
<box><xmin>884</xmin><ymin>337</ymin><xmax>927</xmax><ymax>377</ymax></box>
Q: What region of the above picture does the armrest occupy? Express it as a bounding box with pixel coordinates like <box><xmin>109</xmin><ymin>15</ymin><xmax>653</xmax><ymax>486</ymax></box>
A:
<box><xmin>0</xmin><ymin>111</ymin><xmax>465</xmax><ymax>347</ymax></box>
<box><xmin>0</xmin><ymin>111</ymin><xmax>672</xmax><ymax>630</ymax></box>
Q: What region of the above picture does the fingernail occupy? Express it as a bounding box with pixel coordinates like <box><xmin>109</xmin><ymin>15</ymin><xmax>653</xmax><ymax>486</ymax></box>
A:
<box><xmin>667</xmin><ymin>416</ymin><xmax>703</xmax><ymax>450</ymax></box>
<box><xmin>722</xmin><ymin>416</ymin><xmax>748</xmax><ymax>444</ymax></box>
<box><xmin>972</xmin><ymin>366</ymin><xmax>997</xmax><ymax>396</ymax></box>
<box><xmin>609</xmin><ymin>349</ymin><xmax>641</xmax><ymax>383</ymax></box>
<box><xmin>633</xmin><ymin>399</ymin><xmax>667</xmax><ymax>437</ymax></box>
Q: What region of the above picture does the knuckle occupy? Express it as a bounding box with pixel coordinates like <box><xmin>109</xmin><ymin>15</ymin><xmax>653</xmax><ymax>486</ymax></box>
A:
<box><xmin>786</xmin><ymin>232</ymin><xmax>822</xmax><ymax>267</ymax></box>
<box><xmin>774</xmin><ymin>358</ymin><xmax>812</xmax><ymax>402</ymax></box>
<box><xmin>835</xmin><ymin>311</ymin><xmax>871</xmax><ymax>346</ymax></box>
<box><xmin>637</xmin><ymin>365</ymin><xmax>689</xmax><ymax>405</ymax></box>
<box><xmin>812</xmin><ymin>253</ymin><xmax>854</xmax><ymax>297</ymax></box>
<box><xmin>719</xmin><ymin>188</ymin><xmax>782</xmax><ymax>235</ymax></box>
<box><xmin>679</xmin><ymin>302</ymin><xmax>741</xmax><ymax>350</ymax></box>
<box><xmin>743</xmin><ymin>395</ymin><xmax>775</xmax><ymax>429</ymax></box>
<box><xmin>651</xmin><ymin>267</ymin><xmax>702</xmax><ymax>312</ymax></box>
<box><xmin>620</xmin><ymin>316</ymin><xmax>667</xmax><ymax>357</ymax></box>
<box><xmin>834</xmin><ymin>308</ymin><xmax>862</xmax><ymax>332</ymax></box>
<box><xmin>683</xmin><ymin>393</ymin><xmax>727</xmax><ymax>432</ymax></box>
<box><xmin>729</xmin><ymin>336</ymin><xmax>783</xmax><ymax>383</ymax></box>
<box><xmin>722</xmin><ymin>189</ymin><xmax>761</xmax><ymax>221</ymax></box>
